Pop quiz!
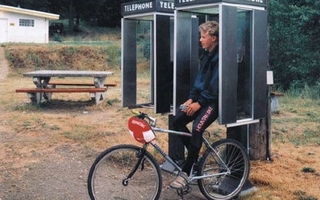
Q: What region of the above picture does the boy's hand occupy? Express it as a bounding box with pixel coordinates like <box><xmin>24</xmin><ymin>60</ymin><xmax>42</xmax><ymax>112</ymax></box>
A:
<box><xmin>185</xmin><ymin>102</ymin><xmax>201</xmax><ymax>116</ymax></box>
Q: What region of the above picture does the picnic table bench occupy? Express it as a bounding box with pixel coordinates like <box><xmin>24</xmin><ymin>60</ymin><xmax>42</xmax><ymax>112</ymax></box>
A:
<box><xmin>16</xmin><ymin>70</ymin><xmax>115</xmax><ymax>105</ymax></box>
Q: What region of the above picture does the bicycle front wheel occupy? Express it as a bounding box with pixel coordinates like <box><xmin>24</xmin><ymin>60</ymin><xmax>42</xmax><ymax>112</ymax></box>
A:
<box><xmin>87</xmin><ymin>144</ymin><xmax>162</xmax><ymax>200</ymax></box>
<box><xmin>198</xmin><ymin>139</ymin><xmax>250</xmax><ymax>200</ymax></box>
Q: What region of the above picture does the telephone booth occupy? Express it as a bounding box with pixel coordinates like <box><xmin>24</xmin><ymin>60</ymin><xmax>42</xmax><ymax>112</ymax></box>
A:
<box><xmin>165</xmin><ymin>1</ymin><xmax>269</xmax><ymax>192</ymax></box>
<box><xmin>173</xmin><ymin>0</ymin><xmax>268</xmax><ymax>126</ymax></box>
<box><xmin>169</xmin><ymin>0</ymin><xmax>268</xmax><ymax>161</ymax></box>
<box><xmin>121</xmin><ymin>0</ymin><xmax>175</xmax><ymax>113</ymax></box>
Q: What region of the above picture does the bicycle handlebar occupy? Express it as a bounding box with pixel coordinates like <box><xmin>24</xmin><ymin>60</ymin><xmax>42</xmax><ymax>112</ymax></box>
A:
<box><xmin>131</xmin><ymin>109</ymin><xmax>141</xmax><ymax>116</ymax></box>
<box><xmin>131</xmin><ymin>109</ymin><xmax>157</xmax><ymax>127</ymax></box>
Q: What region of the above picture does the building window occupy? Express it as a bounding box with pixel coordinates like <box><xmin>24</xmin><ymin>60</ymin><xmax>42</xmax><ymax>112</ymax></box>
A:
<box><xmin>19</xmin><ymin>19</ymin><xmax>34</xmax><ymax>27</ymax></box>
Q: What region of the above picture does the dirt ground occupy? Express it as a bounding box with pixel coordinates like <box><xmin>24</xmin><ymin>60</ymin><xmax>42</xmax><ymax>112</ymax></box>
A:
<box><xmin>0</xmin><ymin>46</ymin><xmax>319</xmax><ymax>200</ymax></box>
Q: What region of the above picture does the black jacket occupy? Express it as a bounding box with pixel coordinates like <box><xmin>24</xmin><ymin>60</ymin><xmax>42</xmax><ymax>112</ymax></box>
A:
<box><xmin>189</xmin><ymin>46</ymin><xmax>219</xmax><ymax>106</ymax></box>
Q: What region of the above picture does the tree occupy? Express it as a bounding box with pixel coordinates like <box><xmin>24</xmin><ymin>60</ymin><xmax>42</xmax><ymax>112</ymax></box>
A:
<box><xmin>94</xmin><ymin>0</ymin><xmax>132</xmax><ymax>27</ymax></box>
<box><xmin>0</xmin><ymin>0</ymin><xmax>129</xmax><ymax>30</ymax></box>
<box><xmin>269</xmin><ymin>0</ymin><xmax>320</xmax><ymax>90</ymax></box>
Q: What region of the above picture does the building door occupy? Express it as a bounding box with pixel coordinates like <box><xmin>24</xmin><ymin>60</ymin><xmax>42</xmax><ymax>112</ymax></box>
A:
<box><xmin>0</xmin><ymin>19</ymin><xmax>8</xmax><ymax>43</ymax></box>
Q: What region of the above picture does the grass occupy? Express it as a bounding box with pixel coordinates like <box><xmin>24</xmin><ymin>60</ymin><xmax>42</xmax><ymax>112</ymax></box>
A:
<box><xmin>271</xmin><ymin>95</ymin><xmax>320</xmax><ymax>146</ymax></box>
<box><xmin>245</xmin><ymin>93</ymin><xmax>320</xmax><ymax>200</ymax></box>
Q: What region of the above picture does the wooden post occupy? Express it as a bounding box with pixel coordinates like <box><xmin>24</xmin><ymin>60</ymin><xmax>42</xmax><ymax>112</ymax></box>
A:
<box><xmin>248</xmin><ymin>119</ymin><xmax>268</xmax><ymax>160</ymax></box>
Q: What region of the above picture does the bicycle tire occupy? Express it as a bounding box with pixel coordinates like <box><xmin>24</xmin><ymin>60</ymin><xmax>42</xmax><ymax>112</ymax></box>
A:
<box><xmin>87</xmin><ymin>144</ymin><xmax>162</xmax><ymax>200</ymax></box>
<box><xmin>197</xmin><ymin>139</ymin><xmax>250</xmax><ymax>200</ymax></box>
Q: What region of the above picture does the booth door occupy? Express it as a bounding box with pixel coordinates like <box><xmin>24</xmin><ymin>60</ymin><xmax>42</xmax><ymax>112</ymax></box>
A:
<box><xmin>155</xmin><ymin>15</ymin><xmax>173</xmax><ymax>113</ymax></box>
<box><xmin>219</xmin><ymin>5</ymin><xmax>268</xmax><ymax>125</ymax></box>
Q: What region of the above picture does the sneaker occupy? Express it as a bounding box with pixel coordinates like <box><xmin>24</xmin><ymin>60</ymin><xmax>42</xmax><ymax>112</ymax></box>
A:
<box><xmin>169</xmin><ymin>172</ymin><xmax>188</xmax><ymax>189</ymax></box>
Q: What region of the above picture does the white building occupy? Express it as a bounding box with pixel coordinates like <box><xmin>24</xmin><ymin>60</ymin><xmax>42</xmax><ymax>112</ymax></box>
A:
<box><xmin>0</xmin><ymin>5</ymin><xmax>59</xmax><ymax>43</ymax></box>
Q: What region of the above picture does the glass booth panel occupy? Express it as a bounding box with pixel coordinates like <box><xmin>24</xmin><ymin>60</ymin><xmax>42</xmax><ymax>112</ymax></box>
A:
<box><xmin>121</xmin><ymin>18</ymin><xmax>153</xmax><ymax>108</ymax></box>
<box><xmin>122</xmin><ymin>15</ymin><xmax>174</xmax><ymax>113</ymax></box>
<box><xmin>136</xmin><ymin>20</ymin><xmax>153</xmax><ymax>106</ymax></box>
<box><xmin>236</xmin><ymin>9</ymin><xmax>253</xmax><ymax>120</ymax></box>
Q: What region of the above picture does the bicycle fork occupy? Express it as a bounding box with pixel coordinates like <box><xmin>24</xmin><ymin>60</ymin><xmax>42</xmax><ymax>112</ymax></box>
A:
<box><xmin>122</xmin><ymin>145</ymin><xmax>147</xmax><ymax>186</ymax></box>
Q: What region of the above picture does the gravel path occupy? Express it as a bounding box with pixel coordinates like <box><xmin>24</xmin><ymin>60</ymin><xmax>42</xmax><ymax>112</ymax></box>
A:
<box><xmin>0</xmin><ymin>142</ymin><xmax>206</xmax><ymax>200</ymax></box>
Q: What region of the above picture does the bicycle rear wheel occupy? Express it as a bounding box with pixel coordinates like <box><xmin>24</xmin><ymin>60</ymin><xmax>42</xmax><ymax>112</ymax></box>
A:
<box><xmin>198</xmin><ymin>139</ymin><xmax>250</xmax><ymax>200</ymax></box>
<box><xmin>87</xmin><ymin>144</ymin><xmax>162</xmax><ymax>200</ymax></box>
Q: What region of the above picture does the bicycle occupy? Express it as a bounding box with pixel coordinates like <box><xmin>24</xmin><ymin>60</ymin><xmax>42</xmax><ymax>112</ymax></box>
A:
<box><xmin>87</xmin><ymin>110</ymin><xmax>250</xmax><ymax>200</ymax></box>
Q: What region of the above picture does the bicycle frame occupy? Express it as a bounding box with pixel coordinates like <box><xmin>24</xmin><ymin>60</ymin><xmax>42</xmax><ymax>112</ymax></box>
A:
<box><xmin>146</xmin><ymin>126</ymin><xmax>231</xmax><ymax>182</ymax></box>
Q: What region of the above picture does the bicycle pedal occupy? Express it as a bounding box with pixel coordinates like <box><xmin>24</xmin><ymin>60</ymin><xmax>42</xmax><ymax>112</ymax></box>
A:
<box><xmin>176</xmin><ymin>185</ymin><xmax>191</xmax><ymax>196</ymax></box>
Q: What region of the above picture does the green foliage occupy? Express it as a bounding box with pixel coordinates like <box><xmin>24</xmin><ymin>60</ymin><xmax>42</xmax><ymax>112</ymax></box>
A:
<box><xmin>269</xmin><ymin>0</ymin><xmax>320</xmax><ymax>91</ymax></box>
<box><xmin>136</xmin><ymin>21</ymin><xmax>151</xmax><ymax>60</ymax></box>
<box><xmin>293</xmin><ymin>190</ymin><xmax>317</xmax><ymax>200</ymax></box>
<box><xmin>301</xmin><ymin>167</ymin><xmax>315</xmax><ymax>173</ymax></box>
<box><xmin>286</xmin><ymin>82</ymin><xmax>320</xmax><ymax>99</ymax></box>
<box><xmin>53</xmin><ymin>34</ymin><xmax>63</xmax><ymax>42</ymax></box>
<box><xmin>105</xmin><ymin>45</ymin><xmax>121</xmax><ymax>69</ymax></box>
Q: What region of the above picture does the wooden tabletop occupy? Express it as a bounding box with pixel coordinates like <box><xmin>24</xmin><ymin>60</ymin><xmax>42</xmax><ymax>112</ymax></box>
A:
<box><xmin>23</xmin><ymin>70</ymin><xmax>113</xmax><ymax>78</ymax></box>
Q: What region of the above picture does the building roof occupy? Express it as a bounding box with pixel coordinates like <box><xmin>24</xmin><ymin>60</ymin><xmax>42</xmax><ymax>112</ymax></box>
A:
<box><xmin>0</xmin><ymin>4</ymin><xmax>59</xmax><ymax>19</ymax></box>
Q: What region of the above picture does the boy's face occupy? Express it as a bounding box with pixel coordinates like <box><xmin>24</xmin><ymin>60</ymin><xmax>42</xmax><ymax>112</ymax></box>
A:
<box><xmin>199</xmin><ymin>30</ymin><xmax>217</xmax><ymax>52</ymax></box>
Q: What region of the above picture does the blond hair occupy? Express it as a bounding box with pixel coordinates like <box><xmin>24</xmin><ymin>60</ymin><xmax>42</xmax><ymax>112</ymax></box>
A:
<box><xmin>199</xmin><ymin>21</ymin><xmax>219</xmax><ymax>38</ymax></box>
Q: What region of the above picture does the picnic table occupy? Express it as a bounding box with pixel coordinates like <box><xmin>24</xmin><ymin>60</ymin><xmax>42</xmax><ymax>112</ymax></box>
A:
<box><xmin>16</xmin><ymin>70</ymin><xmax>115</xmax><ymax>105</ymax></box>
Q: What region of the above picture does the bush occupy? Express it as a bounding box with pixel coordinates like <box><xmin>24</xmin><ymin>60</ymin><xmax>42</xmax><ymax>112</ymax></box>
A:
<box><xmin>4</xmin><ymin>45</ymin><xmax>120</xmax><ymax>71</ymax></box>
<box><xmin>287</xmin><ymin>82</ymin><xmax>320</xmax><ymax>99</ymax></box>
